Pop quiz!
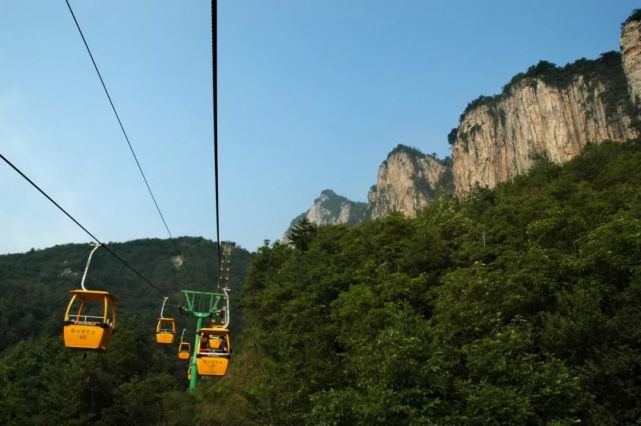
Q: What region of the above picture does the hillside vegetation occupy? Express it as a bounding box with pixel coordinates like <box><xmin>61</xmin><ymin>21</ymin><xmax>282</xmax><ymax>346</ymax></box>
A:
<box><xmin>212</xmin><ymin>140</ymin><xmax>641</xmax><ymax>424</ymax></box>
<box><xmin>3</xmin><ymin>140</ymin><xmax>641</xmax><ymax>424</ymax></box>
<box><xmin>0</xmin><ymin>238</ymin><xmax>250</xmax><ymax>424</ymax></box>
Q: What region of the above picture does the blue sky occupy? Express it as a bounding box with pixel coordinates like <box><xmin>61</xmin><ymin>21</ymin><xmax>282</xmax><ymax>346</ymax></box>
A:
<box><xmin>0</xmin><ymin>0</ymin><xmax>637</xmax><ymax>254</ymax></box>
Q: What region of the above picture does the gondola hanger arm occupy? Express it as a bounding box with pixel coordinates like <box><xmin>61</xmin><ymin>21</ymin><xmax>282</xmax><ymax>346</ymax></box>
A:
<box><xmin>160</xmin><ymin>296</ymin><xmax>169</xmax><ymax>318</ymax></box>
<box><xmin>80</xmin><ymin>242</ymin><xmax>101</xmax><ymax>291</ymax></box>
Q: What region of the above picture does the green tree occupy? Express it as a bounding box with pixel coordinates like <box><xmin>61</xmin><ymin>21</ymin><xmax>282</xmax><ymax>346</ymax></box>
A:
<box><xmin>288</xmin><ymin>217</ymin><xmax>318</xmax><ymax>251</ymax></box>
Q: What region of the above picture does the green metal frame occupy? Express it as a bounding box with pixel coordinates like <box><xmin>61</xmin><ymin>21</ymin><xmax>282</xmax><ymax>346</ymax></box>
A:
<box><xmin>181</xmin><ymin>289</ymin><xmax>227</xmax><ymax>391</ymax></box>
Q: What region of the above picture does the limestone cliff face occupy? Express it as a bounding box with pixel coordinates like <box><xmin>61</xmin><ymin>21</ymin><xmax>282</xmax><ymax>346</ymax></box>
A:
<box><xmin>281</xmin><ymin>190</ymin><xmax>369</xmax><ymax>243</ymax></box>
<box><xmin>283</xmin><ymin>146</ymin><xmax>453</xmax><ymax>237</ymax></box>
<box><xmin>451</xmin><ymin>53</ymin><xmax>638</xmax><ymax>195</ymax></box>
<box><xmin>622</xmin><ymin>15</ymin><xmax>641</xmax><ymax>105</ymax></box>
<box><xmin>285</xmin><ymin>12</ymin><xmax>641</xmax><ymax>229</ymax></box>
<box><xmin>304</xmin><ymin>190</ymin><xmax>368</xmax><ymax>225</ymax></box>
<box><xmin>368</xmin><ymin>145</ymin><xmax>452</xmax><ymax>219</ymax></box>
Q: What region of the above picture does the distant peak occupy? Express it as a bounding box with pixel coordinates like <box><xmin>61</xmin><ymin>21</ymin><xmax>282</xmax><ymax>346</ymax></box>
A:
<box><xmin>320</xmin><ymin>189</ymin><xmax>337</xmax><ymax>197</ymax></box>
<box><xmin>315</xmin><ymin>189</ymin><xmax>351</xmax><ymax>205</ymax></box>
<box><xmin>624</xmin><ymin>9</ymin><xmax>641</xmax><ymax>26</ymax></box>
<box><xmin>387</xmin><ymin>144</ymin><xmax>425</xmax><ymax>159</ymax></box>
<box><xmin>313</xmin><ymin>189</ymin><xmax>347</xmax><ymax>206</ymax></box>
<box><xmin>386</xmin><ymin>144</ymin><xmax>447</xmax><ymax>164</ymax></box>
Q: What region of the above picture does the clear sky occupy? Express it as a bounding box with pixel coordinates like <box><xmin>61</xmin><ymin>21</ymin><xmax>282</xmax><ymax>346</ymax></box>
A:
<box><xmin>0</xmin><ymin>0</ymin><xmax>638</xmax><ymax>254</ymax></box>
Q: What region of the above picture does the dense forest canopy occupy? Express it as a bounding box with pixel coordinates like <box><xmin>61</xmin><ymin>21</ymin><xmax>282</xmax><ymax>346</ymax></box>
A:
<box><xmin>216</xmin><ymin>140</ymin><xmax>641</xmax><ymax>424</ymax></box>
<box><xmin>3</xmin><ymin>140</ymin><xmax>641</xmax><ymax>424</ymax></box>
<box><xmin>0</xmin><ymin>238</ymin><xmax>251</xmax><ymax>424</ymax></box>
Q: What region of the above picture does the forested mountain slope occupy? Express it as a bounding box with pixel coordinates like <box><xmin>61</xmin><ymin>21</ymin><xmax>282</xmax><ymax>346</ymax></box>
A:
<box><xmin>4</xmin><ymin>140</ymin><xmax>641</xmax><ymax>424</ymax></box>
<box><xmin>0</xmin><ymin>237</ymin><xmax>250</xmax><ymax>353</ymax></box>
<box><xmin>0</xmin><ymin>237</ymin><xmax>250</xmax><ymax>425</ymax></box>
<box><xmin>217</xmin><ymin>140</ymin><xmax>641</xmax><ymax>424</ymax></box>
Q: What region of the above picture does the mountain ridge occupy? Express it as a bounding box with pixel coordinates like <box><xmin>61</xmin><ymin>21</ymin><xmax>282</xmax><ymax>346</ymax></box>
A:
<box><xmin>287</xmin><ymin>11</ymin><xmax>641</xmax><ymax>228</ymax></box>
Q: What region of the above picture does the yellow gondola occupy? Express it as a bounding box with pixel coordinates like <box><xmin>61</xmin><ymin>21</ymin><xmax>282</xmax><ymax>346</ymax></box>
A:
<box><xmin>177</xmin><ymin>328</ymin><xmax>191</xmax><ymax>360</ymax></box>
<box><xmin>63</xmin><ymin>289</ymin><xmax>116</xmax><ymax>351</ymax></box>
<box><xmin>155</xmin><ymin>296</ymin><xmax>176</xmax><ymax>344</ymax></box>
<box><xmin>178</xmin><ymin>341</ymin><xmax>191</xmax><ymax>360</ymax></box>
<box><xmin>156</xmin><ymin>317</ymin><xmax>176</xmax><ymax>344</ymax></box>
<box><xmin>196</xmin><ymin>326</ymin><xmax>231</xmax><ymax>376</ymax></box>
<box><xmin>63</xmin><ymin>243</ymin><xmax>116</xmax><ymax>351</ymax></box>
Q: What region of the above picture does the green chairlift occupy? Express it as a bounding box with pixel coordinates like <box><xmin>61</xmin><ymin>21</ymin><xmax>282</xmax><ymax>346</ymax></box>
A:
<box><xmin>181</xmin><ymin>288</ymin><xmax>230</xmax><ymax>390</ymax></box>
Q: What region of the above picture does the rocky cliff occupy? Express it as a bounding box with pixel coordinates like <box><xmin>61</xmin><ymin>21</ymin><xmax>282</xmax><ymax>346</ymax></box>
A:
<box><xmin>304</xmin><ymin>189</ymin><xmax>369</xmax><ymax>225</ymax></box>
<box><xmin>448</xmin><ymin>12</ymin><xmax>641</xmax><ymax>196</ymax></box>
<box><xmin>285</xmin><ymin>11</ymin><xmax>641</xmax><ymax>230</ymax></box>
<box><xmin>450</xmin><ymin>51</ymin><xmax>638</xmax><ymax>195</ymax></box>
<box><xmin>622</xmin><ymin>11</ymin><xmax>641</xmax><ymax>106</ymax></box>
<box><xmin>282</xmin><ymin>190</ymin><xmax>369</xmax><ymax>241</ymax></box>
<box><xmin>368</xmin><ymin>145</ymin><xmax>452</xmax><ymax>219</ymax></box>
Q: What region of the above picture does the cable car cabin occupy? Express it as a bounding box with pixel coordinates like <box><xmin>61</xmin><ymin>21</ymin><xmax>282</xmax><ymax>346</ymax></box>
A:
<box><xmin>63</xmin><ymin>290</ymin><xmax>116</xmax><ymax>351</ymax></box>
<box><xmin>178</xmin><ymin>341</ymin><xmax>191</xmax><ymax>360</ymax></box>
<box><xmin>156</xmin><ymin>318</ymin><xmax>176</xmax><ymax>344</ymax></box>
<box><xmin>196</xmin><ymin>327</ymin><xmax>231</xmax><ymax>376</ymax></box>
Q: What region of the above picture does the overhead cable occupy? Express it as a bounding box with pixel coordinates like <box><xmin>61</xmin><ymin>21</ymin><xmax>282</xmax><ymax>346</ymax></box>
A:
<box><xmin>212</xmin><ymin>0</ymin><xmax>222</xmax><ymax>288</ymax></box>
<box><xmin>0</xmin><ymin>152</ymin><xmax>163</xmax><ymax>293</ymax></box>
<box><xmin>64</xmin><ymin>0</ymin><xmax>195</xmax><ymax>284</ymax></box>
